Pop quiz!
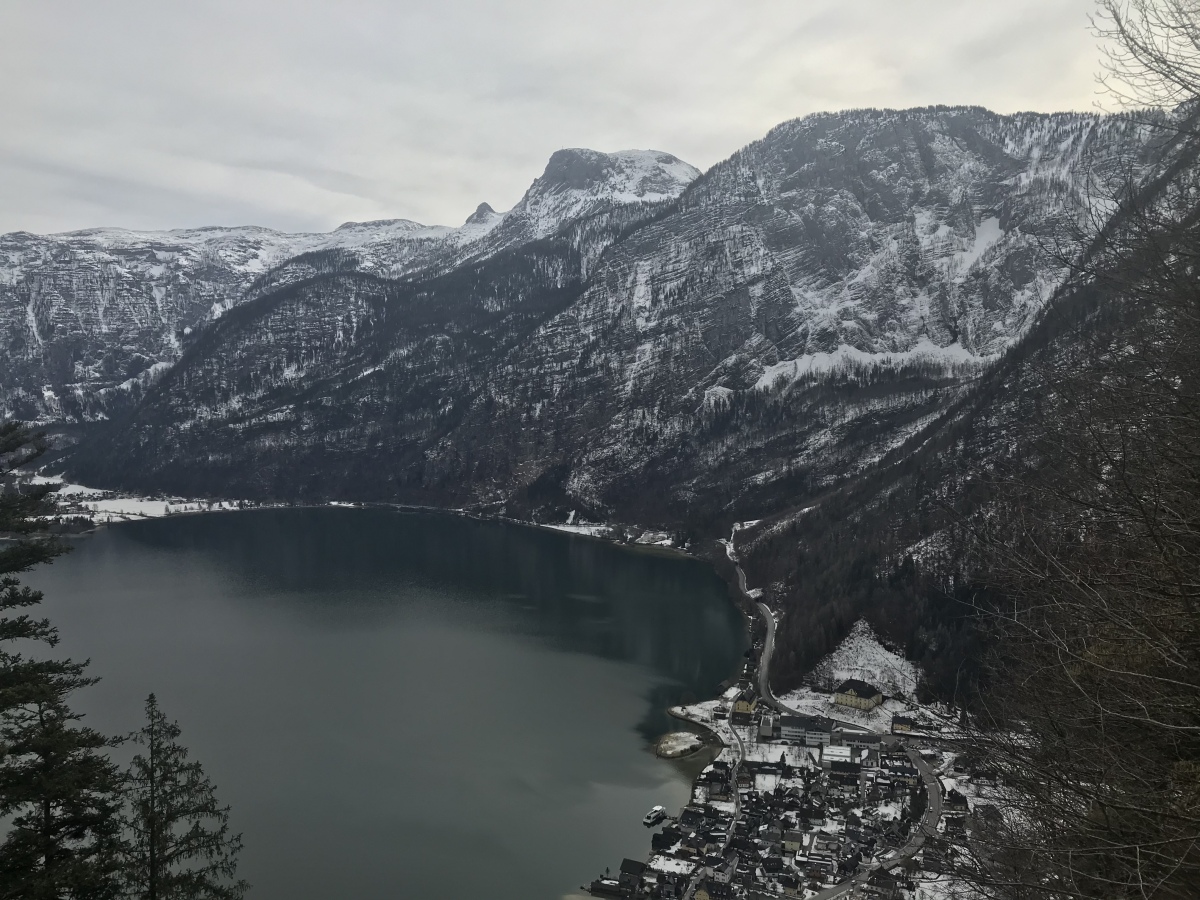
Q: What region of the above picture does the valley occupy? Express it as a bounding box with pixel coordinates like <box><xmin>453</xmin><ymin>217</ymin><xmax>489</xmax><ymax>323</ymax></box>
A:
<box><xmin>5</xmin><ymin>95</ymin><xmax>1198</xmax><ymax>900</ymax></box>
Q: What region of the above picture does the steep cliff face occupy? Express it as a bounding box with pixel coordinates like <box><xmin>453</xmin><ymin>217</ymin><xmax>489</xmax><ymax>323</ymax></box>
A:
<box><xmin>430</xmin><ymin>108</ymin><xmax>1155</xmax><ymax>516</ymax></box>
<box><xmin>56</xmin><ymin>108</ymin><xmax>1157</xmax><ymax>523</ymax></box>
<box><xmin>0</xmin><ymin>149</ymin><xmax>698</xmax><ymax>422</ymax></box>
<box><xmin>0</xmin><ymin>222</ymin><xmax>444</xmax><ymax>421</ymax></box>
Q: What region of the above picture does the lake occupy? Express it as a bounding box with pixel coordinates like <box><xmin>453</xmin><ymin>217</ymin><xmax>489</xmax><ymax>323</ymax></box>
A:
<box><xmin>23</xmin><ymin>508</ymin><xmax>747</xmax><ymax>900</ymax></box>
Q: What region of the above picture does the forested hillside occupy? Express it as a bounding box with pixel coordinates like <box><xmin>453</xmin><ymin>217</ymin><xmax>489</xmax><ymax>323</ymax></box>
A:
<box><xmin>0</xmin><ymin>150</ymin><xmax>697</xmax><ymax>424</ymax></box>
<box><xmin>733</xmin><ymin>4</ymin><xmax>1200</xmax><ymax>896</ymax></box>
<box><xmin>55</xmin><ymin>107</ymin><xmax>1157</xmax><ymax>534</ymax></box>
<box><xmin>19</xmin><ymin>96</ymin><xmax>1192</xmax><ymax>727</ymax></box>
<box><xmin>738</xmin><ymin>104</ymin><xmax>1200</xmax><ymax>698</ymax></box>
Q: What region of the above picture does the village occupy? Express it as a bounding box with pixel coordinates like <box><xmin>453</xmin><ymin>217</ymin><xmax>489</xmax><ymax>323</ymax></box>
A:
<box><xmin>586</xmin><ymin>619</ymin><xmax>989</xmax><ymax>900</ymax></box>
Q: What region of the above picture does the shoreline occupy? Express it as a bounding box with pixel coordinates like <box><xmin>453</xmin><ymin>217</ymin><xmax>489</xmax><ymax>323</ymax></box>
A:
<box><xmin>28</xmin><ymin>477</ymin><xmax>763</xmax><ymax>830</ymax></box>
<box><xmin>665</xmin><ymin>707</ymin><xmax>728</xmax><ymax>753</ymax></box>
<box><xmin>24</xmin><ymin>476</ymin><xmax>955</xmax><ymax>897</ymax></box>
<box><xmin>31</xmin><ymin>473</ymin><xmax>704</xmax><ymax>559</ymax></box>
<box><xmin>30</xmin><ymin>473</ymin><xmax>757</xmax><ymax>732</ymax></box>
<box><xmin>31</xmin><ymin>477</ymin><xmax>756</xmax><ymax>648</ymax></box>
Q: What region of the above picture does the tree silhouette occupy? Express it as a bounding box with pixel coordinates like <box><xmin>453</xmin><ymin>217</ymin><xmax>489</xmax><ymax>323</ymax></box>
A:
<box><xmin>122</xmin><ymin>695</ymin><xmax>247</xmax><ymax>900</ymax></box>
<box><xmin>0</xmin><ymin>421</ymin><xmax>125</xmax><ymax>899</ymax></box>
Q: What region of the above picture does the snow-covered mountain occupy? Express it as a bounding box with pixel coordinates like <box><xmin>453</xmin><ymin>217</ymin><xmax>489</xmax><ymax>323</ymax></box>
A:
<box><xmin>459</xmin><ymin>108</ymin><xmax>1155</xmax><ymax>514</ymax></box>
<box><xmin>505</xmin><ymin>148</ymin><xmax>702</xmax><ymax>239</ymax></box>
<box><xmin>5</xmin><ymin>107</ymin><xmax>1164</xmax><ymax>524</ymax></box>
<box><xmin>0</xmin><ymin>148</ymin><xmax>697</xmax><ymax>421</ymax></box>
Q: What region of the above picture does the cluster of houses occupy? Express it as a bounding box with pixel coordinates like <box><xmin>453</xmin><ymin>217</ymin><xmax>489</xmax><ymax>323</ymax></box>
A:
<box><xmin>589</xmin><ymin>704</ymin><xmax>931</xmax><ymax>898</ymax></box>
<box><xmin>584</xmin><ymin>659</ymin><xmax>999</xmax><ymax>900</ymax></box>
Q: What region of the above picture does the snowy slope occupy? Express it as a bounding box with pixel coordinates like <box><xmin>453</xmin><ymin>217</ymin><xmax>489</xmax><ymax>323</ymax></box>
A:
<box><xmin>38</xmin><ymin>107</ymin><xmax>1165</xmax><ymax>528</ymax></box>
<box><xmin>452</xmin><ymin>108</ymin><xmax>1155</xmax><ymax>513</ymax></box>
<box><xmin>507</xmin><ymin>149</ymin><xmax>701</xmax><ymax>239</ymax></box>
<box><xmin>0</xmin><ymin>148</ymin><xmax>698</xmax><ymax>422</ymax></box>
<box><xmin>63</xmin><ymin>108</ymin><xmax>1162</xmax><ymax>517</ymax></box>
<box><xmin>773</xmin><ymin>620</ymin><xmax>927</xmax><ymax>731</ymax></box>
<box><xmin>809</xmin><ymin>619</ymin><xmax>919</xmax><ymax>696</ymax></box>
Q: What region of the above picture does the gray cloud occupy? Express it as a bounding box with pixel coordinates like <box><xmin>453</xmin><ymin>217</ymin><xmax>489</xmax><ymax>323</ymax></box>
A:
<box><xmin>0</xmin><ymin>0</ymin><xmax>1103</xmax><ymax>235</ymax></box>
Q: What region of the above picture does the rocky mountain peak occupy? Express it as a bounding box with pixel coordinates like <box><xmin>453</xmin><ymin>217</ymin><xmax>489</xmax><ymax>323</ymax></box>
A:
<box><xmin>5</xmin><ymin>105</ymin><xmax>1163</xmax><ymax>529</ymax></box>
<box><xmin>531</xmin><ymin>148</ymin><xmax>700</xmax><ymax>202</ymax></box>
<box><xmin>505</xmin><ymin>148</ymin><xmax>700</xmax><ymax>241</ymax></box>
<box><xmin>538</xmin><ymin>148</ymin><xmax>614</xmax><ymax>191</ymax></box>
<box><xmin>332</xmin><ymin>218</ymin><xmax>427</xmax><ymax>235</ymax></box>
<box><xmin>464</xmin><ymin>202</ymin><xmax>499</xmax><ymax>226</ymax></box>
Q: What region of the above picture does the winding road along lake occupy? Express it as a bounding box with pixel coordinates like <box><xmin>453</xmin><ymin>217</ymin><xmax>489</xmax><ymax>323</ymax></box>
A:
<box><xmin>25</xmin><ymin>508</ymin><xmax>747</xmax><ymax>900</ymax></box>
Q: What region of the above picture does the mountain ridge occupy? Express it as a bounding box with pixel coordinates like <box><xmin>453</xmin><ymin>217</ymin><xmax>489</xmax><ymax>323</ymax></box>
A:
<box><xmin>0</xmin><ymin>147</ymin><xmax>699</xmax><ymax>423</ymax></box>
<box><xmin>44</xmin><ymin>106</ymin><xmax>1161</xmax><ymax>533</ymax></box>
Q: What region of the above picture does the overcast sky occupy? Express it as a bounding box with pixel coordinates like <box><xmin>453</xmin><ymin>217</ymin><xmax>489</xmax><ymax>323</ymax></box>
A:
<box><xmin>2</xmin><ymin>0</ymin><xmax>1107</xmax><ymax>235</ymax></box>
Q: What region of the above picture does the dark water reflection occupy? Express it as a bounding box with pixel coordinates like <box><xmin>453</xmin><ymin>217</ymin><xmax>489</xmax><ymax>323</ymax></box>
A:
<box><xmin>25</xmin><ymin>508</ymin><xmax>746</xmax><ymax>900</ymax></box>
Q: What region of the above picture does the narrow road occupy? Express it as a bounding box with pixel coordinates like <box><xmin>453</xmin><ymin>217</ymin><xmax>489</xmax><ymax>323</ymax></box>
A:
<box><xmin>754</xmin><ymin>598</ymin><xmax>860</xmax><ymax>731</ymax></box>
<box><xmin>721</xmin><ymin>533</ymin><xmax>784</xmax><ymax>713</ymax></box>
<box><xmin>893</xmin><ymin>748</ymin><xmax>944</xmax><ymax>862</ymax></box>
<box><xmin>756</xmin><ymin>598</ymin><xmax>777</xmax><ymax>707</ymax></box>
<box><xmin>725</xmin><ymin>532</ymin><xmax>943</xmax><ymax>890</ymax></box>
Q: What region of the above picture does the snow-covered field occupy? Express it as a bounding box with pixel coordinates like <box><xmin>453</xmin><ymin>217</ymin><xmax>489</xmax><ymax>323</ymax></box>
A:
<box><xmin>28</xmin><ymin>474</ymin><xmax>253</xmax><ymax>524</ymax></box>
<box><xmin>541</xmin><ymin>522</ymin><xmax>611</xmax><ymax>537</ymax></box>
<box><xmin>540</xmin><ymin>516</ymin><xmax>675</xmax><ymax>547</ymax></box>
<box><xmin>669</xmin><ymin>701</ymin><xmax>739</xmax><ymax>747</ymax></box>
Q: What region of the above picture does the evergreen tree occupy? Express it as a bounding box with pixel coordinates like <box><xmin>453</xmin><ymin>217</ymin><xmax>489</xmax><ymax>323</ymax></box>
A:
<box><xmin>0</xmin><ymin>671</ymin><xmax>125</xmax><ymax>899</ymax></box>
<box><xmin>0</xmin><ymin>422</ymin><xmax>125</xmax><ymax>898</ymax></box>
<box><xmin>0</xmin><ymin>422</ymin><xmax>65</xmax><ymax>596</ymax></box>
<box><xmin>122</xmin><ymin>695</ymin><xmax>247</xmax><ymax>900</ymax></box>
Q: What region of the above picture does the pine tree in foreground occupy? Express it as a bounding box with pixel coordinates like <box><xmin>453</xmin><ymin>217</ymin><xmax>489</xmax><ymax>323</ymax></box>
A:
<box><xmin>0</xmin><ymin>421</ymin><xmax>125</xmax><ymax>899</ymax></box>
<box><xmin>0</xmin><ymin>672</ymin><xmax>126</xmax><ymax>900</ymax></box>
<box><xmin>122</xmin><ymin>695</ymin><xmax>247</xmax><ymax>900</ymax></box>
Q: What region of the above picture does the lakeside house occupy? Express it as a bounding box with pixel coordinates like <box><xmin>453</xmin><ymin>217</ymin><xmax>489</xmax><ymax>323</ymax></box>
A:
<box><xmin>833</xmin><ymin>679</ymin><xmax>883</xmax><ymax>710</ymax></box>
<box><xmin>731</xmin><ymin>698</ymin><xmax>757</xmax><ymax>725</ymax></box>
<box><xmin>619</xmin><ymin>858</ymin><xmax>647</xmax><ymax>891</ymax></box>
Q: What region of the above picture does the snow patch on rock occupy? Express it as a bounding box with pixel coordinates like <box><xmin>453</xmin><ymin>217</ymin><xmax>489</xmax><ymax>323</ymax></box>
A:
<box><xmin>811</xmin><ymin>619</ymin><xmax>920</xmax><ymax>697</ymax></box>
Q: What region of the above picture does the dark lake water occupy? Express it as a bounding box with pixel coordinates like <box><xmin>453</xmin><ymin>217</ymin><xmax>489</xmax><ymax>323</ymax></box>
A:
<box><xmin>24</xmin><ymin>508</ymin><xmax>746</xmax><ymax>900</ymax></box>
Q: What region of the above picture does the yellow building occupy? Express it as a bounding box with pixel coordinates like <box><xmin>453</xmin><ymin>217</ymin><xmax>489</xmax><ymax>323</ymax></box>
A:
<box><xmin>730</xmin><ymin>698</ymin><xmax>756</xmax><ymax>725</ymax></box>
<box><xmin>833</xmin><ymin>679</ymin><xmax>883</xmax><ymax>710</ymax></box>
